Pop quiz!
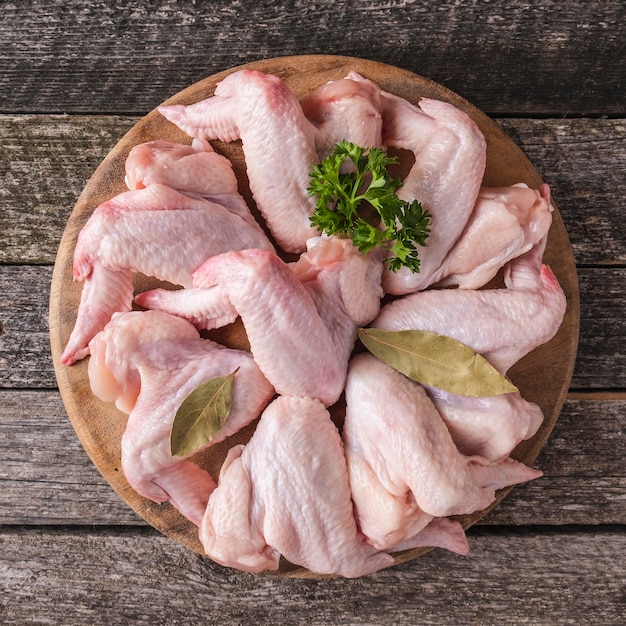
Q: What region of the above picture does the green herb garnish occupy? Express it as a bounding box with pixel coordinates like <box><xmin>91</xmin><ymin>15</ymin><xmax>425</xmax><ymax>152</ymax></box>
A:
<box><xmin>308</xmin><ymin>140</ymin><xmax>430</xmax><ymax>272</ymax></box>
<box><xmin>359</xmin><ymin>328</ymin><xmax>518</xmax><ymax>397</ymax></box>
<box><xmin>170</xmin><ymin>368</ymin><xmax>238</xmax><ymax>457</ymax></box>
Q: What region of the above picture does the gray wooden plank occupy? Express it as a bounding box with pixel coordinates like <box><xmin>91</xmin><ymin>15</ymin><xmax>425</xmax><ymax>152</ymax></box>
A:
<box><xmin>0</xmin><ymin>526</ymin><xmax>623</xmax><ymax>625</ymax></box>
<box><xmin>1</xmin><ymin>1</ymin><xmax>624</xmax><ymax>116</ymax></box>
<box><xmin>1</xmin><ymin>390</ymin><xmax>623</xmax><ymax>527</ymax></box>
<box><xmin>0</xmin><ymin>266</ymin><xmax>55</xmax><ymax>388</ymax></box>
<box><xmin>1</xmin><ymin>115</ymin><xmax>623</xmax><ymax>266</ymax></box>
<box><xmin>0</xmin><ymin>390</ymin><xmax>142</xmax><ymax>526</ymax></box>
<box><xmin>497</xmin><ymin>118</ymin><xmax>626</xmax><ymax>267</ymax></box>
<box><xmin>0</xmin><ymin>114</ymin><xmax>137</xmax><ymax>264</ymax></box>
<box><xmin>482</xmin><ymin>393</ymin><xmax>626</xmax><ymax>526</ymax></box>
<box><xmin>574</xmin><ymin>269</ymin><xmax>626</xmax><ymax>389</ymax></box>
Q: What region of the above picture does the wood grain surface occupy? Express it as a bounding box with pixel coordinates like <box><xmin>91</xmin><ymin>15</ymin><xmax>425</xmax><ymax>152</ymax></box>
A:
<box><xmin>1</xmin><ymin>1</ymin><xmax>623</xmax><ymax>117</ymax></box>
<box><xmin>47</xmin><ymin>55</ymin><xmax>579</xmax><ymax>577</ymax></box>
<box><xmin>1</xmin><ymin>527</ymin><xmax>624</xmax><ymax>625</ymax></box>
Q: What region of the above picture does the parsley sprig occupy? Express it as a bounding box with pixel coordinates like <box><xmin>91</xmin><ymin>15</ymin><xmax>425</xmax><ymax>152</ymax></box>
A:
<box><xmin>307</xmin><ymin>141</ymin><xmax>430</xmax><ymax>273</ymax></box>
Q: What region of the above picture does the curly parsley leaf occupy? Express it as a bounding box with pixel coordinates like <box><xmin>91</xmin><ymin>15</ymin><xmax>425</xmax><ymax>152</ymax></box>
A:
<box><xmin>308</xmin><ymin>141</ymin><xmax>430</xmax><ymax>273</ymax></box>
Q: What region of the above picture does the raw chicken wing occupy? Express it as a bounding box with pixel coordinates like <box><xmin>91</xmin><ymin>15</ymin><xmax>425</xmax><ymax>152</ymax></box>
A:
<box><xmin>431</xmin><ymin>183</ymin><xmax>553</xmax><ymax>289</ymax></box>
<box><xmin>200</xmin><ymin>395</ymin><xmax>394</xmax><ymax>577</ymax></box>
<box><xmin>426</xmin><ymin>385</ymin><xmax>544</xmax><ymax>460</ymax></box>
<box><xmin>125</xmin><ymin>137</ymin><xmax>241</xmax><ymax>200</ymax></box>
<box><xmin>389</xmin><ymin>517</ymin><xmax>470</xmax><ymax>555</ymax></box>
<box><xmin>373</xmin><ymin>241</ymin><xmax>567</xmax><ymax>375</ymax></box>
<box><xmin>343</xmin><ymin>353</ymin><xmax>542</xmax><ymax>549</ymax></box>
<box><xmin>159</xmin><ymin>70</ymin><xmax>321</xmax><ymax>253</ymax></box>
<box><xmin>125</xmin><ymin>137</ymin><xmax>267</xmax><ymax>233</ymax></box>
<box><xmin>291</xmin><ymin>235</ymin><xmax>384</xmax><ymax>327</ymax></box>
<box><xmin>137</xmin><ymin>238</ymin><xmax>384</xmax><ymax>406</ymax></box>
<box><xmin>375</xmin><ymin>90</ymin><xmax>487</xmax><ymax>294</ymax></box>
<box><xmin>61</xmin><ymin>183</ymin><xmax>273</xmax><ymax>365</ymax></box>
<box><xmin>87</xmin><ymin>310</ymin><xmax>274</xmax><ymax>526</ymax></box>
<box><xmin>302</xmin><ymin>71</ymin><xmax>383</xmax><ymax>158</ymax></box>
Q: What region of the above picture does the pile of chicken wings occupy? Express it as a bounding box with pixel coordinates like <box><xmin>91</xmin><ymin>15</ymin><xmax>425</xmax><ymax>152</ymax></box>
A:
<box><xmin>61</xmin><ymin>69</ymin><xmax>565</xmax><ymax>577</ymax></box>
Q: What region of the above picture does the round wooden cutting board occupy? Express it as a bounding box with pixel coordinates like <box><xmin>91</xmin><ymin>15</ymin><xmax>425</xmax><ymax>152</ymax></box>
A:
<box><xmin>49</xmin><ymin>55</ymin><xmax>580</xmax><ymax>578</ymax></box>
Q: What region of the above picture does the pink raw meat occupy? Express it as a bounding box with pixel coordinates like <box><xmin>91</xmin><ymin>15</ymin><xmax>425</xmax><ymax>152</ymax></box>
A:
<box><xmin>158</xmin><ymin>70</ymin><xmax>321</xmax><ymax>253</ymax></box>
<box><xmin>125</xmin><ymin>137</ymin><xmax>241</xmax><ymax>199</ymax></box>
<box><xmin>61</xmin><ymin>182</ymin><xmax>273</xmax><ymax>366</ymax></box>
<box><xmin>375</xmin><ymin>90</ymin><xmax>487</xmax><ymax>294</ymax></box>
<box><xmin>302</xmin><ymin>71</ymin><xmax>383</xmax><ymax>158</ymax></box>
<box><xmin>137</xmin><ymin>237</ymin><xmax>383</xmax><ymax>406</ymax></box>
<box><xmin>425</xmin><ymin>385</ymin><xmax>545</xmax><ymax>461</ymax></box>
<box><xmin>373</xmin><ymin>240</ymin><xmax>567</xmax><ymax>375</ymax></box>
<box><xmin>87</xmin><ymin>310</ymin><xmax>274</xmax><ymax>526</ymax></box>
<box><xmin>200</xmin><ymin>395</ymin><xmax>394</xmax><ymax>577</ymax></box>
<box><xmin>343</xmin><ymin>353</ymin><xmax>542</xmax><ymax>549</ymax></box>
<box><xmin>431</xmin><ymin>183</ymin><xmax>553</xmax><ymax>289</ymax></box>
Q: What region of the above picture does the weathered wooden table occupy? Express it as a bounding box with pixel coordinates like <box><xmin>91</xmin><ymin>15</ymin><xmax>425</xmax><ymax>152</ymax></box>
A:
<box><xmin>1</xmin><ymin>2</ymin><xmax>624</xmax><ymax>624</ymax></box>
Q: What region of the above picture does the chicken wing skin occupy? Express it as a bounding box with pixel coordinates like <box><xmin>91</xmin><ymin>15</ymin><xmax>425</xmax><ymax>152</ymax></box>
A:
<box><xmin>302</xmin><ymin>71</ymin><xmax>384</xmax><ymax>159</ymax></box>
<box><xmin>61</xmin><ymin>182</ymin><xmax>273</xmax><ymax>366</ymax></box>
<box><xmin>125</xmin><ymin>137</ymin><xmax>239</xmax><ymax>198</ymax></box>
<box><xmin>343</xmin><ymin>353</ymin><xmax>542</xmax><ymax>548</ymax></box>
<box><xmin>159</xmin><ymin>70</ymin><xmax>321</xmax><ymax>253</ymax></box>
<box><xmin>87</xmin><ymin>310</ymin><xmax>274</xmax><ymax>526</ymax></box>
<box><xmin>425</xmin><ymin>385</ymin><xmax>544</xmax><ymax>461</ymax></box>
<box><xmin>200</xmin><ymin>395</ymin><xmax>394</xmax><ymax>577</ymax></box>
<box><xmin>376</xmin><ymin>91</ymin><xmax>487</xmax><ymax>295</ymax></box>
<box><xmin>137</xmin><ymin>237</ymin><xmax>383</xmax><ymax>406</ymax></box>
<box><xmin>431</xmin><ymin>183</ymin><xmax>553</xmax><ymax>289</ymax></box>
<box><xmin>373</xmin><ymin>242</ymin><xmax>567</xmax><ymax>375</ymax></box>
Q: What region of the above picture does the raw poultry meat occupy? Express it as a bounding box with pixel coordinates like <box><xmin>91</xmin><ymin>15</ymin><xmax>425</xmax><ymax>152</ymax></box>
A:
<box><xmin>61</xmin><ymin>179</ymin><xmax>273</xmax><ymax>366</ymax></box>
<box><xmin>291</xmin><ymin>235</ymin><xmax>384</xmax><ymax>327</ymax></box>
<box><xmin>425</xmin><ymin>385</ymin><xmax>544</xmax><ymax>460</ymax></box>
<box><xmin>87</xmin><ymin>310</ymin><xmax>275</xmax><ymax>526</ymax></box>
<box><xmin>302</xmin><ymin>71</ymin><xmax>383</xmax><ymax>158</ymax></box>
<box><xmin>58</xmin><ymin>68</ymin><xmax>567</xmax><ymax>576</ymax></box>
<box><xmin>430</xmin><ymin>183</ymin><xmax>553</xmax><ymax>289</ymax></box>
<box><xmin>124</xmin><ymin>137</ymin><xmax>244</xmax><ymax>201</ymax></box>
<box><xmin>136</xmin><ymin>248</ymin><xmax>345</xmax><ymax>405</ymax></box>
<box><xmin>343</xmin><ymin>416</ymin><xmax>469</xmax><ymax>553</ymax></box>
<box><xmin>72</xmin><ymin>184</ymin><xmax>272</xmax><ymax>289</ymax></box>
<box><xmin>389</xmin><ymin>517</ymin><xmax>470</xmax><ymax>555</ymax></box>
<box><xmin>372</xmin><ymin>240</ymin><xmax>567</xmax><ymax>375</ymax></box>
<box><xmin>372</xmin><ymin>88</ymin><xmax>487</xmax><ymax>294</ymax></box>
<box><xmin>342</xmin><ymin>353</ymin><xmax>542</xmax><ymax>550</ymax></box>
<box><xmin>61</xmin><ymin>261</ymin><xmax>135</xmax><ymax>366</ymax></box>
<box><xmin>200</xmin><ymin>394</ymin><xmax>394</xmax><ymax>577</ymax></box>
<box><xmin>158</xmin><ymin>70</ymin><xmax>321</xmax><ymax>253</ymax></box>
<box><xmin>136</xmin><ymin>237</ymin><xmax>383</xmax><ymax>406</ymax></box>
<box><xmin>124</xmin><ymin>137</ymin><xmax>270</xmax><ymax>234</ymax></box>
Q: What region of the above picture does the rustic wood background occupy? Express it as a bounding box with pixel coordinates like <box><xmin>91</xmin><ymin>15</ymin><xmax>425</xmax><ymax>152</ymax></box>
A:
<box><xmin>0</xmin><ymin>1</ymin><xmax>624</xmax><ymax>624</ymax></box>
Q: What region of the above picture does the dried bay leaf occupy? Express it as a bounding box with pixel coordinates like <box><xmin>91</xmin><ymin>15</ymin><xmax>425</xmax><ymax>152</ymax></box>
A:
<box><xmin>358</xmin><ymin>328</ymin><xmax>518</xmax><ymax>397</ymax></box>
<box><xmin>170</xmin><ymin>368</ymin><xmax>239</xmax><ymax>457</ymax></box>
